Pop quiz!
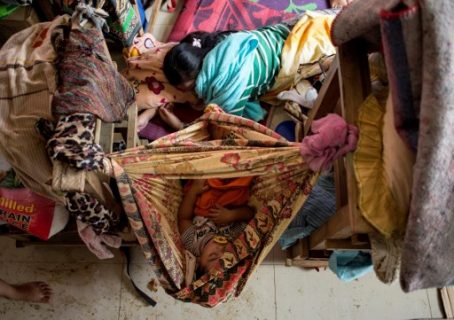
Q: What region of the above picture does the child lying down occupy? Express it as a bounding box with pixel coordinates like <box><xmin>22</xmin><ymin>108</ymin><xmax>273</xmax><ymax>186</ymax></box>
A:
<box><xmin>178</xmin><ymin>178</ymin><xmax>255</xmax><ymax>273</ymax></box>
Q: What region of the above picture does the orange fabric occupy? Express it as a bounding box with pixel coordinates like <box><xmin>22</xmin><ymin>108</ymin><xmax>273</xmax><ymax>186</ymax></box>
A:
<box><xmin>193</xmin><ymin>177</ymin><xmax>254</xmax><ymax>217</ymax></box>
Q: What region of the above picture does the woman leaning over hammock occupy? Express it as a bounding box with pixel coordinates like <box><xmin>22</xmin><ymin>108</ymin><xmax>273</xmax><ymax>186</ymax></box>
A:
<box><xmin>162</xmin><ymin>23</ymin><xmax>291</xmax><ymax>122</ymax></box>
<box><xmin>162</xmin><ymin>10</ymin><xmax>337</xmax><ymax>122</ymax></box>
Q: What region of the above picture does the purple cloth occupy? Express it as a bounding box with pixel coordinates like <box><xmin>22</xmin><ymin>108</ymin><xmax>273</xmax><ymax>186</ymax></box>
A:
<box><xmin>256</xmin><ymin>0</ymin><xmax>329</xmax><ymax>11</ymax></box>
<box><xmin>300</xmin><ymin>113</ymin><xmax>359</xmax><ymax>171</ymax></box>
<box><xmin>138</xmin><ymin>121</ymin><xmax>172</xmax><ymax>141</ymax></box>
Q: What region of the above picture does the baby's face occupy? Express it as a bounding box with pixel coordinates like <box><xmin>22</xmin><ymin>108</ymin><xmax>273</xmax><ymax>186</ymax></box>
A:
<box><xmin>199</xmin><ymin>238</ymin><xmax>226</xmax><ymax>271</ymax></box>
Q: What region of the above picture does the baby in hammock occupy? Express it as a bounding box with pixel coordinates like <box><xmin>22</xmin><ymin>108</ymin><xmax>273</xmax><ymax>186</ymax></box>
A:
<box><xmin>178</xmin><ymin>178</ymin><xmax>255</xmax><ymax>272</ymax></box>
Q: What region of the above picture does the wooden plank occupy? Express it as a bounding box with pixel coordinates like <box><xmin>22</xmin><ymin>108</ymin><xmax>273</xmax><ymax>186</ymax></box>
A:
<box><xmin>289</xmin><ymin>259</ymin><xmax>329</xmax><ymax>269</ymax></box>
<box><xmin>351</xmin><ymin>234</ymin><xmax>369</xmax><ymax>246</ymax></box>
<box><xmin>309</xmin><ymin>205</ymin><xmax>370</xmax><ymax>251</ymax></box>
<box><xmin>94</xmin><ymin>118</ymin><xmax>102</xmax><ymax>144</ymax></box>
<box><xmin>99</xmin><ymin>123</ymin><xmax>114</xmax><ymax>154</ymax></box>
<box><xmin>324</xmin><ymin>239</ymin><xmax>370</xmax><ymax>251</ymax></box>
<box><xmin>290</xmin><ymin>238</ymin><xmax>309</xmax><ymax>260</ymax></box>
<box><xmin>146</xmin><ymin>0</ymin><xmax>163</xmax><ymax>34</ymax></box>
<box><xmin>337</xmin><ymin>40</ymin><xmax>373</xmax><ymax>235</ymax></box>
<box><xmin>441</xmin><ymin>287</ymin><xmax>454</xmax><ymax>318</ymax></box>
<box><xmin>126</xmin><ymin>103</ymin><xmax>138</xmax><ymax>148</ymax></box>
<box><xmin>314</xmin><ymin>214</ymin><xmax>371</xmax><ymax>250</ymax></box>
<box><xmin>325</xmin><ymin>206</ymin><xmax>352</xmax><ymax>239</ymax></box>
<box><xmin>304</xmin><ymin>59</ymin><xmax>340</xmax><ymax>136</ymax></box>
<box><xmin>309</xmin><ymin>224</ymin><xmax>328</xmax><ymax>250</ymax></box>
<box><xmin>114</xmin><ymin>120</ymin><xmax>129</xmax><ymax>129</ymax></box>
<box><xmin>333</xmin><ymin>158</ymin><xmax>348</xmax><ymax>210</ymax></box>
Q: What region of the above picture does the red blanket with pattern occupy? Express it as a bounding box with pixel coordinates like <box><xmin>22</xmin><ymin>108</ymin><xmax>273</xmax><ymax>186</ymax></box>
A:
<box><xmin>168</xmin><ymin>0</ymin><xmax>329</xmax><ymax>41</ymax></box>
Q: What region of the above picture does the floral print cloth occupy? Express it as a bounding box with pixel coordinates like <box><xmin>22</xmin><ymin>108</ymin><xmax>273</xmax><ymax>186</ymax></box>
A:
<box><xmin>124</xmin><ymin>33</ymin><xmax>199</xmax><ymax>111</ymax></box>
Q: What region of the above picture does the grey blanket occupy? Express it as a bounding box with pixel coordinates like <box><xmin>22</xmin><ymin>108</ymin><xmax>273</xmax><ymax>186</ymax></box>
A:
<box><xmin>331</xmin><ymin>0</ymin><xmax>454</xmax><ymax>291</ymax></box>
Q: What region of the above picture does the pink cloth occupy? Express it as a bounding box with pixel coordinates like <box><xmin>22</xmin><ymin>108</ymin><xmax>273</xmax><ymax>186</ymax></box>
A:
<box><xmin>300</xmin><ymin>114</ymin><xmax>359</xmax><ymax>171</ymax></box>
<box><xmin>77</xmin><ymin>220</ymin><xmax>122</xmax><ymax>259</ymax></box>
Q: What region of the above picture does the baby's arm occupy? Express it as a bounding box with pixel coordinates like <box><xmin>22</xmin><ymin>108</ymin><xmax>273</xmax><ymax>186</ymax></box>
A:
<box><xmin>178</xmin><ymin>180</ymin><xmax>207</xmax><ymax>234</ymax></box>
<box><xmin>207</xmin><ymin>204</ymin><xmax>254</xmax><ymax>226</ymax></box>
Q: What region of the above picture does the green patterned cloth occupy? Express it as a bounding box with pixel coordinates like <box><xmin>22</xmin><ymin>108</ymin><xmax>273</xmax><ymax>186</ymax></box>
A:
<box><xmin>195</xmin><ymin>23</ymin><xmax>290</xmax><ymax>121</ymax></box>
<box><xmin>240</xmin><ymin>23</ymin><xmax>291</xmax><ymax>105</ymax></box>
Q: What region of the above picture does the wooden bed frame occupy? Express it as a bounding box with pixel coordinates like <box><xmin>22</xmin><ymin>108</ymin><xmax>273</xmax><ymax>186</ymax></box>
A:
<box><xmin>286</xmin><ymin>39</ymin><xmax>374</xmax><ymax>268</ymax></box>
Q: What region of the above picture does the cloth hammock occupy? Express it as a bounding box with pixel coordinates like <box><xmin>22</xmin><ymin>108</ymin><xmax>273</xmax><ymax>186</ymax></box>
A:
<box><xmin>108</xmin><ymin>105</ymin><xmax>319</xmax><ymax>307</ymax></box>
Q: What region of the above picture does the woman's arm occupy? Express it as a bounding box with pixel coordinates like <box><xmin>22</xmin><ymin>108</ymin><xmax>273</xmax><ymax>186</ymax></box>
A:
<box><xmin>158</xmin><ymin>106</ymin><xmax>184</xmax><ymax>130</ymax></box>
<box><xmin>178</xmin><ymin>180</ymin><xmax>207</xmax><ymax>234</ymax></box>
<box><xmin>137</xmin><ymin>108</ymin><xmax>158</xmax><ymax>132</ymax></box>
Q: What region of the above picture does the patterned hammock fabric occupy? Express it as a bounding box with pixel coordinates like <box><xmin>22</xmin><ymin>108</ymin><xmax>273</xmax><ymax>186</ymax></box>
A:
<box><xmin>109</xmin><ymin>105</ymin><xmax>317</xmax><ymax>307</ymax></box>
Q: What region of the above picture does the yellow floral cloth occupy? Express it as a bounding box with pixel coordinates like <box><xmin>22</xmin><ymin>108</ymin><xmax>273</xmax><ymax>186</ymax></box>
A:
<box><xmin>262</xmin><ymin>11</ymin><xmax>336</xmax><ymax>104</ymax></box>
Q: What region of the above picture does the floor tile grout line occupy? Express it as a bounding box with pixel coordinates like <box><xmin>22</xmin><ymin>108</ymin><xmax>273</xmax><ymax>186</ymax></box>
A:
<box><xmin>425</xmin><ymin>289</ymin><xmax>434</xmax><ymax>318</ymax></box>
<box><xmin>118</xmin><ymin>260</ymin><xmax>126</xmax><ymax>320</ymax></box>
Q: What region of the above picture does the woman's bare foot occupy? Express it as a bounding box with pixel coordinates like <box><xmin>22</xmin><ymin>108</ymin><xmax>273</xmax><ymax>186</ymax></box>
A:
<box><xmin>8</xmin><ymin>282</ymin><xmax>52</xmax><ymax>303</ymax></box>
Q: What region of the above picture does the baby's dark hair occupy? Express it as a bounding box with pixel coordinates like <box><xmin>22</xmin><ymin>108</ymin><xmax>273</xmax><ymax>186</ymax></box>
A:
<box><xmin>163</xmin><ymin>30</ymin><xmax>234</xmax><ymax>86</ymax></box>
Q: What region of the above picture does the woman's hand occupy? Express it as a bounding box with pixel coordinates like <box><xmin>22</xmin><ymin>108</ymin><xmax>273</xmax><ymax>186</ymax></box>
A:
<box><xmin>159</xmin><ymin>106</ymin><xmax>184</xmax><ymax>130</ymax></box>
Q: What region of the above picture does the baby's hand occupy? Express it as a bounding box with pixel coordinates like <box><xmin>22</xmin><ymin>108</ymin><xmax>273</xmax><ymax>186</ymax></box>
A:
<box><xmin>207</xmin><ymin>204</ymin><xmax>233</xmax><ymax>226</ymax></box>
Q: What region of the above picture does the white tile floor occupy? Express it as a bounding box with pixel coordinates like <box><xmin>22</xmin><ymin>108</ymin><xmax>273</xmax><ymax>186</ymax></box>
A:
<box><xmin>0</xmin><ymin>237</ymin><xmax>443</xmax><ymax>320</ymax></box>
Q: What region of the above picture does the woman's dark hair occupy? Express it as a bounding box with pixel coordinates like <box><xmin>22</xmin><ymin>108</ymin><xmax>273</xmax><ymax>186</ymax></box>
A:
<box><xmin>163</xmin><ymin>30</ymin><xmax>234</xmax><ymax>86</ymax></box>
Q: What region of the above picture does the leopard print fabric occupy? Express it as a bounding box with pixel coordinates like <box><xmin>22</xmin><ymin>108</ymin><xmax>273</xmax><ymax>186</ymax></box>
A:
<box><xmin>36</xmin><ymin>114</ymin><xmax>118</xmax><ymax>234</ymax></box>
<box><xmin>66</xmin><ymin>191</ymin><xmax>120</xmax><ymax>234</ymax></box>
<box><xmin>42</xmin><ymin>113</ymin><xmax>105</xmax><ymax>171</ymax></box>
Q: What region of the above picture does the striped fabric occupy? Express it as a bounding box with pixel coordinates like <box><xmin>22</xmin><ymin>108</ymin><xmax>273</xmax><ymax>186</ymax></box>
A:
<box><xmin>238</xmin><ymin>23</ymin><xmax>291</xmax><ymax>110</ymax></box>
<box><xmin>195</xmin><ymin>23</ymin><xmax>290</xmax><ymax>121</ymax></box>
